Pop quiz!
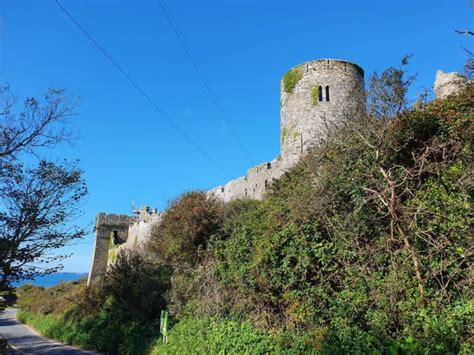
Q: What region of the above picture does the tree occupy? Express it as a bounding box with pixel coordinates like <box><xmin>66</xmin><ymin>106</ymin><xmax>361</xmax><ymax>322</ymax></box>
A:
<box><xmin>456</xmin><ymin>31</ymin><xmax>474</xmax><ymax>79</ymax></box>
<box><xmin>455</xmin><ymin>2</ymin><xmax>474</xmax><ymax>78</ymax></box>
<box><xmin>367</xmin><ymin>55</ymin><xmax>416</xmax><ymax>119</ymax></box>
<box><xmin>146</xmin><ymin>191</ymin><xmax>224</xmax><ymax>315</ymax></box>
<box><xmin>0</xmin><ymin>85</ymin><xmax>77</xmax><ymax>160</ymax></box>
<box><xmin>147</xmin><ymin>191</ymin><xmax>223</xmax><ymax>267</ymax></box>
<box><xmin>0</xmin><ymin>85</ymin><xmax>86</xmax><ymax>292</ymax></box>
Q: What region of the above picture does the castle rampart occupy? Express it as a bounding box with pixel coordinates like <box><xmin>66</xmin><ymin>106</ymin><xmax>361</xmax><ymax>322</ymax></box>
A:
<box><xmin>209</xmin><ymin>158</ymin><xmax>286</xmax><ymax>202</ymax></box>
<box><xmin>117</xmin><ymin>212</ymin><xmax>162</xmax><ymax>255</ymax></box>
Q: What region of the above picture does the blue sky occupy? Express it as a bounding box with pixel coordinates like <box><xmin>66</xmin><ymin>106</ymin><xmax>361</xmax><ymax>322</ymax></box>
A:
<box><xmin>1</xmin><ymin>0</ymin><xmax>472</xmax><ymax>272</ymax></box>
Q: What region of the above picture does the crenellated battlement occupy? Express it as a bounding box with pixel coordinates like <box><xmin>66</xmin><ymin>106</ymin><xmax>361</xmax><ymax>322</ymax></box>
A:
<box><xmin>96</xmin><ymin>213</ymin><xmax>136</xmax><ymax>227</ymax></box>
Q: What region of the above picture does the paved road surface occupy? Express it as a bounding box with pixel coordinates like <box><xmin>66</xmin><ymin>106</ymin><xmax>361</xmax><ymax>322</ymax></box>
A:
<box><xmin>0</xmin><ymin>308</ymin><xmax>100</xmax><ymax>354</ymax></box>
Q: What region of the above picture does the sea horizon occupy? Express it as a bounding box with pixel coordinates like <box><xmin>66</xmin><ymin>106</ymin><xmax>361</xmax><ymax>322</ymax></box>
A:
<box><xmin>13</xmin><ymin>272</ymin><xmax>88</xmax><ymax>288</ymax></box>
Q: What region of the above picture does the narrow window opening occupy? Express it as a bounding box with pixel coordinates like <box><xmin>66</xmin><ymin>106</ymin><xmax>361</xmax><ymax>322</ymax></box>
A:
<box><xmin>113</xmin><ymin>230</ymin><xmax>119</xmax><ymax>244</ymax></box>
<box><xmin>318</xmin><ymin>86</ymin><xmax>323</xmax><ymax>102</ymax></box>
<box><xmin>325</xmin><ymin>86</ymin><xmax>330</xmax><ymax>101</ymax></box>
<box><xmin>300</xmin><ymin>133</ymin><xmax>304</xmax><ymax>154</ymax></box>
<box><xmin>220</xmin><ymin>187</ymin><xmax>224</xmax><ymax>193</ymax></box>
<box><xmin>266</xmin><ymin>162</ymin><xmax>271</xmax><ymax>169</ymax></box>
<box><xmin>264</xmin><ymin>179</ymin><xmax>268</xmax><ymax>190</ymax></box>
<box><xmin>244</xmin><ymin>188</ymin><xmax>247</xmax><ymax>197</ymax></box>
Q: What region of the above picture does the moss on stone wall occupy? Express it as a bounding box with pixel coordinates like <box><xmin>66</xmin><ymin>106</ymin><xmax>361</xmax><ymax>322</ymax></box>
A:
<box><xmin>281</xmin><ymin>127</ymin><xmax>288</xmax><ymax>144</ymax></box>
<box><xmin>108</xmin><ymin>232</ymin><xmax>117</xmax><ymax>264</ymax></box>
<box><xmin>283</xmin><ymin>67</ymin><xmax>303</xmax><ymax>93</ymax></box>
<box><xmin>311</xmin><ymin>85</ymin><xmax>320</xmax><ymax>106</ymax></box>
<box><xmin>282</xmin><ymin>124</ymin><xmax>300</xmax><ymax>145</ymax></box>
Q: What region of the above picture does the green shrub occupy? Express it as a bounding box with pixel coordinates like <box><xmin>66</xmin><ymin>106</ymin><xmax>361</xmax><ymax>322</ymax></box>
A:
<box><xmin>147</xmin><ymin>191</ymin><xmax>223</xmax><ymax>267</ymax></box>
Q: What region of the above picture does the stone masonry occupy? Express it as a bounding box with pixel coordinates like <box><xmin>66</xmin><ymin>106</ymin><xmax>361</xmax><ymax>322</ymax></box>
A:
<box><xmin>434</xmin><ymin>70</ymin><xmax>469</xmax><ymax>99</ymax></box>
<box><xmin>210</xmin><ymin>59</ymin><xmax>365</xmax><ymax>202</ymax></box>
<box><xmin>280</xmin><ymin>59</ymin><xmax>365</xmax><ymax>169</ymax></box>
<box><xmin>87</xmin><ymin>213</ymin><xmax>135</xmax><ymax>285</ymax></box>
<box><xmin>115</xmin><ymin>208</ymin><xmax>162</xmax><ymax>257</ymax></box>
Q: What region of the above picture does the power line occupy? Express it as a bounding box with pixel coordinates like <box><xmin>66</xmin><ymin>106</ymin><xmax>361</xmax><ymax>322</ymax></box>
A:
<box><xmin>55</xmin><ymin>0</ymin><xmax>231</xmax><ymax>178</ymax></box>
<box><xmin>158</xmin><ymin>0</ymin><xmax>254</xmax><ymax>165</ymax></box>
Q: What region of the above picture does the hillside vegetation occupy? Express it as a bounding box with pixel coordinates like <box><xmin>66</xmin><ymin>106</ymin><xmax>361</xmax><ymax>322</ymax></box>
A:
<box><xmin>16</xmin><ymin>69</ymin><xmax>473</xmax><ymax>354</ymax></box>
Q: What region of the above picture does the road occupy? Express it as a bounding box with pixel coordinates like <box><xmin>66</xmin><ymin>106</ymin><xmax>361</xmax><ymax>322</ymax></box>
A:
<box><xmin>0</xmin><ymin>308</ymin><xmax>100</xmax><ymax>354</ymax></box>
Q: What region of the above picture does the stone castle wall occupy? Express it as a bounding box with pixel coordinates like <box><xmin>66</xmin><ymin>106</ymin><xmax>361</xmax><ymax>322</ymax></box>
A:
<box><xmin>115</xmin><ymin>213</ymin><xmax>162</xmax><ymax>256</ymax></box>
<box><xmin>89</xmin><ymin>60</ymin><xmax>469</xmax><ymax>283</ymax></box>
<box><xmin>87</xmin><ymin>213</ymin><xmax>135</xmax><ymax>285</ymax></box>
<box><xmin>209</xmin><ymin>59</ymin><xmax>365</xmax><ymax>202</ymax></box>
<box><xmin>209</xmin><ymin>158</ymin><xmax>285</xmax><ymax>202</ymax></box>
<box><xmin>88</xmin><ymin>59</ymin><xmax>368</xmax><ymax>282</ymax></box>
<box><xmin>280</xmin><ymin>59</ymin><xmax>365</xmax><ymax>169</ymax></box>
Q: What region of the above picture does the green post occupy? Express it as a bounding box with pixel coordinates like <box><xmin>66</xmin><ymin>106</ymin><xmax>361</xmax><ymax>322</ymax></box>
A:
<box><xmin>160</xmin><ymin>310</ymin><xmax>169</xmax><ymax>343</ymax></box>
<box><xmin>160</xmin><ymin>310</ymin><xmax>165</xmax><ymax>334</ymax></box>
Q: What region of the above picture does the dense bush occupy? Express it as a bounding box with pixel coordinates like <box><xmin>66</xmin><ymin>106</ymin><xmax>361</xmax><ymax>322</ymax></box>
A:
<box><xmin>146</xmin><ymin>191</ymin><xmax>224</xmax><ymax>316</ymax></box>
<box><xmin>153</xmin><ymin>83</ymin><xmax>474</xmax><ymax>353</ymax></box>
<box><xmin>147</xmin><ymin>191</ymin><xmax>223</xmax><ymax>267</ymax></box>
<box><xmin>18</xmin><ymin>71</ymin><xmax>473</xmax><ymax>354</ymax></box>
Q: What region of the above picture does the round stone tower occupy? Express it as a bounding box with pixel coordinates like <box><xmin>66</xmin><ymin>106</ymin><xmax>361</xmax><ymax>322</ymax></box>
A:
<box><xmin>280</xmin><ymin>59</ymin><xmax>365</xmax><ymax>168</ymax></box>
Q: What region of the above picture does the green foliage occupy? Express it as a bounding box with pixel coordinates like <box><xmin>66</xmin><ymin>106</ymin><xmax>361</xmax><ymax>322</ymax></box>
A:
<box><xmin>145</xmin><ymin>191</ymin><xmax>224</xmax><ymax>316</ymax></box>
<box><xmin>97</xmin><ymin>252</ymin><xmax>171</xmax><ymax>323</ymax></box>
<box><xmin>17</xmin><ymin>307</ymin><xmax>156</xmax><ymax>355</ymax></box>
<box><xmin>17</xmin><ymin>82</ymin><xmax>474</xmax><ymax>353</ymax></box>
<box><xmin>17</xmin><ymin>253</ymin><xmax>171</xmax><ymax>354</ymax></box>
<box><xmin>147</xmin><ymin>191</ymin><xmax>223</xmax><ymax>267</ymax></box>
<box><xmin>311</xmin><ymin>85</ymin><xmax>319</xmax><ymax>105</ymax></box>
<box><xmin>204</xmin><ymin>83</ymin><xmax>473</xmax><ymax>352</ymax></box>
<box><xmin>151</xmin><ymin>317</ymin><xmax>318</xmax><ymax>354</ymax></box>
<box><xmin>283</xmin><ymin>66</ymin><xmax>303</xmax><ymax>93</ymax></box>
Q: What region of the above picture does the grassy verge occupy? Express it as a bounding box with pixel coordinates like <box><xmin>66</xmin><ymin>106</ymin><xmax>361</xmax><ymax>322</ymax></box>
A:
<box><xmin>150</xmin><ymin>317</ymin><xmax>318</xmax><ymax>355</ymax></box>
<box><xmin>16</xmin><ymin>308</ymin><xmax>96</xmax><ymax>350</ymax></box>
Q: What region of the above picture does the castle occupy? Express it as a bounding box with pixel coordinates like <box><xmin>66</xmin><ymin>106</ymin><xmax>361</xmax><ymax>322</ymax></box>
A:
<box><xmin>87</xmin><ymin>59</ymin><xmax>469</xmax><ymax>285</ymax></box>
